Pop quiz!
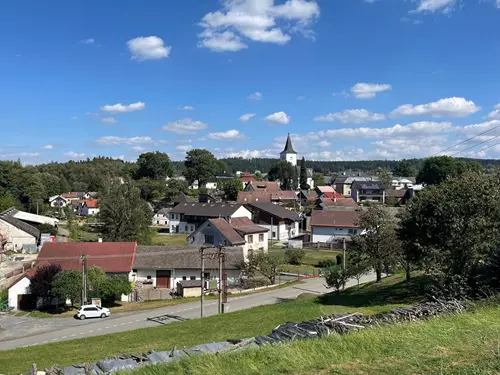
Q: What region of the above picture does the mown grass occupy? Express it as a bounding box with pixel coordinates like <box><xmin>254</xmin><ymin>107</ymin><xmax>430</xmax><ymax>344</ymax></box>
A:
<box><xmin>0</xmin><ymin>274</ymin><xmax>427</xmax><ymax>375</ymax></box>
<box><xmin>151</xmin><ymin>233</ymin><xmax>188</xmax><ymax>246</ymax></box>
<box><xmin>271</xmin><ymin>248</ymin><xmax>343</xmax><ymax>275</ymax></box>
<box><xmin>130</xmin><ymin>307</ymin><xmax>500</xmax><ymax>375</ymax></box>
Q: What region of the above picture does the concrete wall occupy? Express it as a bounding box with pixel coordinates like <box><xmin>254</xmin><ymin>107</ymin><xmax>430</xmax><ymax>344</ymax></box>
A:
<box><xmin>8</xmin><ymin>277</ymin><xmax>30</xmax><ymax>310</ymax></box>
<box><xmin>179</xmin><ymin>286</ymin><xmax>201</xmax><ymax>298</ymax></box>
<box><xmin>311</xmin><ymin>226</ymin><xmax>358</xmax><ymax>243</ymax></box>
<box><xmin>0</xmin><ymin>219</ymin><xmax>37</xmax><ymax>252</ymax></box>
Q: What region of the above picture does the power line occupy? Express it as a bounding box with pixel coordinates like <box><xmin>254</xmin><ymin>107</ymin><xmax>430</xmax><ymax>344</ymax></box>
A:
<box><xmin>466</xmin><ymin>139</ymin><xmax>500</xmax><ymax>157</ymax></box>
<box><xmin>450</xmin><ymin>134</ymin><xmax>500</xmax><ymax>157</ymax></box>
<box><xmin>431</xmin><ymin>122</ymin><xmax>500</xmax><ymax>157</ymax></box>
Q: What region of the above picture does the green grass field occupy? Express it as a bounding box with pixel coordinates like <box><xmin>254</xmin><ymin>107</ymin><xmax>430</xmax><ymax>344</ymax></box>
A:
<box><xmin>151</xmin><ymin>233</ymin><xmax>188</xmax><ymax>246</ymax></box>
<box><xmin>270</xmin><ymin>248</ymin><xmax>343</xmax><ymax>275</ymax></box>
<box><xmin>0</xmin><ymin>274</ymin><xmax>427</xmax><ymax>375</ymax></box>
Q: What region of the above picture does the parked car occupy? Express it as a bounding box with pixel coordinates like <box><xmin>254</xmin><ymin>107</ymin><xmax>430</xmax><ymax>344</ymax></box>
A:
<box><xmin>77</xmin><ymin>305</ymin><xmax>111</xmax><ymax>320</ymax></box>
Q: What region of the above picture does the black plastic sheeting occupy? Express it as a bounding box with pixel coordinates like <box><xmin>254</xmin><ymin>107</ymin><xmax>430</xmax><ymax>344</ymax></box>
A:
<box><xmin>39</xmin><ymin>299</ymin><xmax>466</xmax><ymax>375</ymax></box>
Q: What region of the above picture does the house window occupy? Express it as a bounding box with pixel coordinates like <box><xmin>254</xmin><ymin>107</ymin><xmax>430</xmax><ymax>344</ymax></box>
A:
<box><xmin>272</xmin><ymin>231</ymin><xmax>276</xmax><ymax>238</ymax></box>
<box><xmin>259</xmin><ymin>234</ymin><xmax>264</xmax><ymax>242</ymax></box>
<box><xmin>190</xmin><ymin>276</ymin><xmax>196</xmax><ymax>281</ymax></box>
<box><xmin>157</xmin><ymin>221</ymin><xmax>160</xmax><ymax>224</ymax></box>
<box><xmin>248</xmin><ymin>235</ymin><xmax>253</xmax><ymax>243</ymax></box>
<box><xmin>190</xmin><ymin>226</ymin><xmax>194</xmax><ymax>231</ymax></box>
<box><xmin>185</xmin><ymin>225</ymin><xmax>188</xmax><ymax>232</ymax></box>
<box><xmin>182</xmin><ymin>276</ymin><xmax>187</xmax><ymax>280</ymax></box>
<box><xmin>132</xmin><ymin>269</ymin><xmax>138</xmax><ymax>273</ymax></box>
<box><xmin>204</xmin><ymin>272</ymin><xmax>210</xmax><ymax>280</ymax></box>
<box><xmin>205</xmin><ymin>234</ymin><xmax>214</xmax><ymax>244</ymax></box>
<box><xmin>348</xmin><ymin>229</ymin><xmax>358</xmax><ymax>235</ymax></box>
<box><xmin>147</xmin><ymin>275</ymin><xmax>152</xmax><ymax>280</ymax></box>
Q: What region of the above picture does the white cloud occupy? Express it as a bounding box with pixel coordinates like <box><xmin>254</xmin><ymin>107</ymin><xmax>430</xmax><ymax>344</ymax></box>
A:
<box><xmin>413</xmin><ymin>0</ymin><xmax>456</xmax><ymax>13</ymax></box>
<box><xmin>132</xmin><ymin>146</ymin><xmax>147</xmax><ymax>152</ymax></box>
<box><xmin>101</xmin><ymin>117</ymin><xmax>117</xmax><ymax>124</ymax></box>
<box><xmin>176</xmin><ymin>144</ymin><xmax>194</xmax><ymax>151</ymax></box>
<box><xmin>65</xmin><ymin>151</ymin><xmax>86</xmax><ymax>159</ymax></box>
<box><xmin>41</xmin><ymin>145</ymin><xmax>53</xmax><ymax>150</ymax></box>
<box><xmin>487</xmin><ymin>109</ymin><xmax>500</xmax><ymax>120</ymax></box>
<box><xmin>496</xmin><ymin>0</ymin><xmax>500</xmax><ymax>8</ymax></box>
<box><xmin>179</xmin><ymin>105</ymin><xmax>195</xmax><ymax>110</ymax></box>
<box><xmin>198</xmin><ymin>0</ymin><xmax>320</xmax><ymax>52</ymax></box>
<box><xmin>373</xmin><ymin>137</ymin><xmax>447</xmax><ymax>158</ymax></box>
<box><xmin>495</xmin><ymin>103</ymin><xmax>500</xmax><ymax>110</ymax></box>
<box><xmin>248</xmin><ymin>92</ymin><xmax>262</xmax><ymax>100</ymax></box>
<box><xmin>94</xmin><ymin>136</ymin><xmax>154</xmax><ymax>146</ymax></box>
<box><xmin>217</xmin><ymin>148</ymin><xmax>277</xmax><ymax>159</ymax></box>
<box><xmin>127</xmin><ymin>36</ymin><xmax>171</xmax><ymax>61</ymax></box>
<box><xmin>101</xmin><ymin>102</ymin><xmax>145</xmax><ymax>113</ymax></box>
<box><xmin>71</xmin><ymin>116</ymin><xmax>78</xmax><ymax>120</ymax></box>
<box><xmin>307</xmin><ymin>148</ymin><xmax>365</xmax><ymax>161</ymax></box>
<box><xmin>162</xmin><ymin>118</ymin><xmax>208</xmax><ymax>134</ymax></box>
<box><xmin>81</xmin><ymin>38</ymin><xmax>95</xmax><ymax>44</ymax></box>
<box><xmin>314</xmin><ymin>109</ymin><xmax>385</xmax><ymax>124</ymax></box>
<box><xmin>207</xmin><ymin>129</ymin><xmax>245</xmax><ymax>140</ymax></box>
<box><xmin>265</xmin><ymin>111</ymin><xmax>291</xmax><ymax>125</ymax></box>
<box><xmin>239</xmin><ymin>113</ymin><xmax>256</xmax><ymax>122</ymax></box>
<box><xmin>390</xmin><ymin>97</ymin><xmax>481</xmax><ymax>118</ymax></box>
<box><xmin>351</xmin><ymin>83</ymin><xmax>392</xmax><ymax>99</ymax></box>
<box><xmin>318</xmin><ymin>140</ymin><xmax>330</xmax><ymax>147</ymax></box>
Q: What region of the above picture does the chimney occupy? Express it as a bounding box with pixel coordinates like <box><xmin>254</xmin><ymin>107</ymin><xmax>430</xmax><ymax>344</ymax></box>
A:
<box><xmin>98</xmin><ymin>238</ymin><xmax>103</xmax><ymax>243</ymax></box>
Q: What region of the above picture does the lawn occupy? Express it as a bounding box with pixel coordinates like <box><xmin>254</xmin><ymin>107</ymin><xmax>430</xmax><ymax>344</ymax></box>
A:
<box><xmin>151</xmin><ymin>233</ymin><xmax>189</xmax><ymax>246</ymax></box>
<box><xmin>131</xmin><ymin>306</ymin><xmax>500</xmax><ymax>375</ymax></box>
<box><xmin>270</xmin><ymin>248</ymin><xmax>343</xmax><ymax>275</ymax></box>
<box><xmin>0</xmin><ymin>274</ymin><xmax>429</xmax><ymax>375</ymax></box>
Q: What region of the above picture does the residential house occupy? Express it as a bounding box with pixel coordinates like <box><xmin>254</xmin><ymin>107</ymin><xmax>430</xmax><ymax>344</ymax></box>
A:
<box><xmin>199</xmin><ymin>193</ymin><xmax>218</xmax><ymax>203</ymax></box>
<box><xmin>7</xmin><ymin>242</ymin><xmax>137</xmax><ymax>310</ymax></box>
<box><xmin>332</xmin><ymin>176</ymin><xmax>376</xmax><ymax>196</ymax></box>
<box><xmin>271</xmin><ymin>191</ymin><xmax>298</xmax><ymax>205</ymax></box>
<box><xmin>204</xmin><ymin>181</ymin><xmax>218</xmax><ymax>190</ymax></box>
<box><xmin>77</xmin><ymin>200</ymin><xmax>99</xmax><ymax>216</ymax></box>
<box><xmin>310</xmin><ymin>210</ymin><xmax>361</xmax><ymax>243</ymax></box>
<box><xmin>351</xmin><ymin>181</ymin><xmax>386</xmax><ymax>204</ymax></box>
<box><xmin>239</xmin><ymin>172</ymin><xmax>257</xmax><ymax>188</ymax></box>
<box><xmin>298</xmin><ymin>190</ymin><xmax>317</xmax><ymax>207</ymax></box>
<box><xmin>60</xmin><ymin>192</ymin><xmax>96</xmax><ymax>201</ymax></box>
<box><xmin>168</xmin><ymin>202</ymin><xmax>251</xmax><ymax>234</ymax></box>
<box><xmin>316</xmin><ymin>197</ymin><xmax>358</xmax><ymax>211</ymax></box>
<box><xmin>0</xmin><ymin>210</ymin><xmax>40</xmax><ymax>253</ymax></box>
<box><xmin>243</xmin><ymin>181</ymin><xmax>280</xmax><ymax>193</ymax></box>
<box><xmin>188</xmin><ymin>217</ymin><xmax>268</xmax><ymax>258</ymax></box>
<box><xmin>130</xmin><ymin>245</ymin><xmax>245</xmax><ymax>295</ymax></box>
<box><xmin>171</xmin><ymin>193</ymin><xmax>196</xmax><ymax>206</ymax></box>
<box><xmin>385</xmin><ymin>189</ymin><xmax>409</xmax><ymax>205</ymax></box>
<box><xmin>153</xmin><ymin>208</ymin><xmax>170</xmax><ymax>226</ymax></box>
<box><xmin>245</xmin><ymin>202</ymin><xmax>301</xmax><ymax>241</ymax></box>
<box><xmin>391</xmin><ymin>177</ymin><xmax>416</xmax><ymax>190</ymax></box>
<box><xmin>315</xmin><ymin>186</ymin><xmax>335</xmax><ymax>196</ymax></box>
<box><xmin>237</xmin><ymin>191</ymin><xmax>272</xmax><ymax>204</ymax></box>
<box><xmin>49</xmin><ymin>195</ymin><xmax>68</xmax><ymax>208</ymax></box>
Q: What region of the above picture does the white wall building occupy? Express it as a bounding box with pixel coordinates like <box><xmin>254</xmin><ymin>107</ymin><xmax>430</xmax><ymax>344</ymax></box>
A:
<box><xmin>153</xmin><ymin>208</ymin><xmax>170</xmax><ymax>226</ymax></box>
<box><xmin>0</xmin><ymin>214</ymin><xmax>39</xmax><ymax>252</ymax></box>
<box><xmin>244</xmin><ymin>202</ymin><xmax>301</xmax><ymax>242</ymax></box>
<box><xmin>310</xmin><ymin>210</ymin><xmax>361</xmax><ymax>243</ymax></box>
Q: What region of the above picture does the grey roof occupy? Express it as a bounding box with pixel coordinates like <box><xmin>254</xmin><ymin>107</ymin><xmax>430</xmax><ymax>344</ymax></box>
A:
<box><xmin>0</xmin><ymin>208</ymin><xmax>41</xmax><ymax>240</ymax></box>
<box><xmin>352</xmin><ymin>181</ymin><xmax>386</xmax><ymax>190</ymax></box>
<box><xmin>155</xmin><ymin>208</ymin><xmax>171</xmax><ymax>215</ymax></box>
<box><xmin>170</xmin><ymin>202</ymin><xmax>243</xmax><ymax>217</ymax></box>
<box><xmin>280</xmin><ymin>134</ymin><xmax>297</xmax><ymax>154</ymax></box>
<box><xmin>134</xmin><ymin>246</ymin><xmax>244</xmax><ymax>270</ymax></box>
<box><xmin>246</xmin><ymin>202</ymin><xmax>301</xmax><ymax>221</ymax></box>
<box><xmin>173</xmin><ymin>193</ymin><xmax>196</xmax><ymax>204</ymax></box>
<box><xmin>178</xmin><ymin>280</ymin><xmax>202</xmax><ymax>288</ymax></box>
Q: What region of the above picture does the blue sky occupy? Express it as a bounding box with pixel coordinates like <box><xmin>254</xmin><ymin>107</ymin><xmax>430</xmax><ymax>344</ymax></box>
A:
<box><xmin>1</xmin><ymin>0</ymin><xmax>500</xmax><ymax>164</ymax></box>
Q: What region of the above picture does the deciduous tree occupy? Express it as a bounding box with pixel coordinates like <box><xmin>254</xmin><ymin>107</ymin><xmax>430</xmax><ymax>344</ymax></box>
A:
<box><xmin>323</xmin><ymin>265</ymin><xmax>348</xmax><ymax>294</ymax></box>
<box><xmin>243</xmin><ymin>252</ymin><xmax>283</xmax><ymax>285</ymax></box>
<box><xmin>51</xmin><ymin>270</ymin><xmax>81</xmax><ymax>306</ymax></box>
<box><xmin>393</xmin><ymin>159</ymin><xmax>418</xmax><ymax>177</ymax></box>
<box><xmin>416</xmin><ymin>156</ymin><xmax>481</xmax><ymax>185</ymax></box>
<box><xmin>221</xmin><ymin>178</ymin><xmax>242</xmax><ymax>201</ymax></box>
<box><xmin>137</xmin><ymin>152</ymin><xmax>173</xmax><ymax>180</ymax></box>
<box><xmin>184</xmin><ymin>149</ymin><xmax>219</xmax><ymax>187</ymax></box>
<box><xmin>268</xmin><ymin>161</ymin><xmax>297</xmax><ymax>190</ymax></box>
<box><xmin>29</xmin><ymin>264</ymin><xmax>62</xmax><ymax>301</ymax></box>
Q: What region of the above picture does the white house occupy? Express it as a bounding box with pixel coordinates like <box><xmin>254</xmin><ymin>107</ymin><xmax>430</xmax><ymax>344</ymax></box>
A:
<box><xmin>168</xmin><ymin>202</ymin><xmax>251</xmax><ymax>235</ymax></box>
<box><xmin>77</xmin><ymin>200</ymin><xmax>99</xmax><ymax>216</ymax></box>
<box><xmin>7</xmin><ymin>274</ymin><xmax>32</xmax><ymax>311</ymax></box>
<box><xmin>244</xmin><ymin>202</ymin><xmax>301</xmax><ymax>242</ymax></box>
<box><xmin>0</xmin><ymin>211</ymin><xmax>40</xmax><ymax>252</ymax></box>
<box><xmin>310</xmin><ymin>210</ymin><xmax>361</xmax><ymax>243</ymax></box>
<box><xmin>129</xmin><ymin>245</ymin><xmax>245</xmax><ymax>296</ymax></box>
<box><xmin>188</xmin><ymin>217</ymin><xmax>268</xmax><ymax>259</ymax></box>
<box><xmin>153</xmin><ymin>208</ymin><xmax>170</xmax><ymax>226</ymax></box>
<box><xmin>49</xmin><ymin>195</ymin><xmax>68</xmax><ymax>208</ymax></box>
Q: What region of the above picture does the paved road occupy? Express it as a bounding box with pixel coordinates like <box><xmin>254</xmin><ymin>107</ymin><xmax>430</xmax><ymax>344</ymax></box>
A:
<box><xmin>0</xmin><ymin>273</ymin><xmax>376</xmax><ymax>351</ymax></box>
<box><xmin>55</xmin><ymin>223</ymin><xmax>69</xmax><ymax>242</ymax></box>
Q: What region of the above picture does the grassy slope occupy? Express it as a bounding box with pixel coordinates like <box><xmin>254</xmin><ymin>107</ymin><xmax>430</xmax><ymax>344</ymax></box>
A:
<box><xmin>133</xmin><ymin>307</ymin><xmax>500</xmax><ymax>375</ymax></box>
<box><xmin>0</xmin><ymin>274</ymin><xmax>427</xmax><ymax>375</ymax></box>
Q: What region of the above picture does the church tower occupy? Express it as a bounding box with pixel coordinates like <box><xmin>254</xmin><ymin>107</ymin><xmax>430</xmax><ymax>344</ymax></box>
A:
<box><xmin>280</xmin><ymin>133</ymin><xmax>297</xmax><ymax>167</ymax></box>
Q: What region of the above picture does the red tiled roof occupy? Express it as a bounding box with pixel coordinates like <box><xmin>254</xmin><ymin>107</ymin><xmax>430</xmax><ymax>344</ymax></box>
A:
<box><xmin>230</xmin><ymin>217</ymin><xmax>268</xmax><ymax>234</ymax></box>
<box><xmin>208</xmin><ymin>218</ymin><xmax>245</xmax><ymax>245</ymax></box>
<box><xmin>322</xmin><ymin>191</ymin><xmax>345</xmax><ymax>199</ymax></box>
<box><xmin>37</xmin><ymin>242</ymin><xmax>137</xmax><ymax>273</ymax></box>
<box><xmin>237</xmin><ymin>191</ymin><xmax>272</xmax><ymax>204</ymax></box>
<box><xmin>316</xmin><ymin>186</ymin><xmax>335</xmax><ymax>193</ymax></box>
<box><xmin>319</xmin><ymin>198</ymin><xmax>358</xmax><ymax>207</ymax></box>
<box><xmin>271</xmin><ymin>191</ymin><xmax>298</xmax><ymax>200</ymax></box>
<box><xmin>83</xmin><ymin>199</ymin><xmax>98</xmax><ymax>208</ymax></box>
<box><xmin>310</xmin><ymin>210</ymin><xmax>360</xmax><ymax>228</ymax></box>
<box><xmin>61</xmin><ymin>192</ymin><xmax>79</xmax><ymax>199</ymax></box>
<box><xmin>247</xmin><ymin>181</ymin><xmax>280</xmax><ymax>192</ymax></box>
<box><xmin>240</xmin><ymin>176</ymin><xmax>257</xmax><ymax>183</ymax></box>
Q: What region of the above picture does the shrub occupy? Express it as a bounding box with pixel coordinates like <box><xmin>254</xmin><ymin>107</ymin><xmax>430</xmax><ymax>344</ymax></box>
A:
<box><xmin>317</xmin><ymin>259</ymin><xmax>336</xmax><ymax>268</ymax></box>
<box><xmin>285</xmin><ymin>248</ymin><xmax>305</xmax><ymax>265</ymax></box>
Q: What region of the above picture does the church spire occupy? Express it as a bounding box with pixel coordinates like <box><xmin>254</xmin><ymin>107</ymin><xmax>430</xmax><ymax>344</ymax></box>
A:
<box><xmin>281</xmin><ymin>133</ymin><xmax>297</xmax><ymax>154</ymax></box>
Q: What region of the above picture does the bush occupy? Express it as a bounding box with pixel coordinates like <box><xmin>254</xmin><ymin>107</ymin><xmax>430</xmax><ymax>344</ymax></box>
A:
<box><xmin>317</xmin><ymin>259</ymin><xmax>336</xmax><ymax>268</ymax></box>
<box><xmin>285</xmin><ymin>248</ymin><xmax>305</xmax><ymax>265</ymax></box>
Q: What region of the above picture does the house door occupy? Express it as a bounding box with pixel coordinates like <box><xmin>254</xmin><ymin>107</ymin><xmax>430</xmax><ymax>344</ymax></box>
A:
<box><xmin>156</xmin><ymin>270</ymin><xmax>171</xmax><ymax>289</ymax></box>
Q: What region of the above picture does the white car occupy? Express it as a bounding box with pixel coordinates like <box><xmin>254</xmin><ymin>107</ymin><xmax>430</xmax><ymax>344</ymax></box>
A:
<box><xmin>77</xmin><ymin>305</ymin><xmax>111</xmax><ymax>320</ymax></box>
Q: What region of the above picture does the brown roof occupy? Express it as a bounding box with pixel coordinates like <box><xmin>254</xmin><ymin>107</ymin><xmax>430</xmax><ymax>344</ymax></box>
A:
<box><xmin>208</xmin><ymin>218</ymin><xmax>246</xmax><ymax>245</ymax></box>
<box><xmin>37</xmin><ymin>242</ymin><xmax>137</xmax><ymax>273</ymax></box>
<box><xmin>83</xmin><ymin>199</ymin><xmax>98</xmax><ymax>208</ymax></box>
<box><xmin>170</xmin><ymin>202</ymin><xmax>243</xmax><ymax>217</ymax></box>
<box><xmin>230</xmin><ymin>217</ymin><xmax>268</xmax><ymax>235</ymax></box>
<box><xmin>246</xmin><ymin>202</ymin><xmax>301</xmax><ymax>221</ymax></box>
<box><xmin>319</xmin><ymin>198</ymin><xmax>358</xmax><ymax>207</ymax></box>
<box><xmin>271</xmin><ymin>191</ymin><xmax>297</xmax><ymax>200</ymax></box>
<box><xmin>310</xmin><ymin>210</ymin><xmax>360</xmax><ymax>228</ymax></box>
<box><xmin>247</xmin><ymin>181</ymin><xmax>280</xmax><ymax>192</ymax></box>
<box><xmin>237</xmin><ymin>191</ymin><xmax>272</xmax><ymax>204</ymax></box>
<box><xmin>133</xmin><ymin>245</ymin><xmax>244</xmax><ymax>270</ymax></box>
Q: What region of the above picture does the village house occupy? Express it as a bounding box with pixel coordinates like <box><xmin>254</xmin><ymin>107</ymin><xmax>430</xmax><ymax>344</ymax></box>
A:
<box><xmin>351</xmin><ymin>181</ymin><xmax>386</xmax><ymax>204</ymax></box>
<box><xmin>332</xmin><ymin>176</ymin><xmax>375</xmax><ymax>196</ymax></box>
<box><xmin>316</xmin><ymin>197</ymin><xmax>358</xmax><ymax>211</ymax></box>
<box><xmin>188</xmin><ymin>217</ymin><xmax>268</xmax><ymax>258</ymax></box>
<box><xmin>244</xmin><ymin>202</ymin><xmax>301</xmax><ymax>241</ymax></box>
<box><xmin>153</xmin><ymin>208</ymin><xmax>170</xmax><ymax>226</ymax></box>
<box><xmin>243</xmin><ymin>181</ymin><xmax>280</xmax><ymax>193</ymax></box>
<box><xmin>168</xmin><ymin>202</ymin><xmax>251</xmax><ymax>234</ymax></box>
<box><xmin>0</xmin><ymin>209</ymin><xmax>40</xmax><ymax>253</ymax></box>
<box><xmin>7</xmin><ymin>242</ymin><xmax>137</xmax><ymax>310</ymax></box>
<box><xmin>239</xmin><ymin>172</ymin><xmax>257</xmax><ymax>188</ymax></box>
<box><xmin>129</xmin><ymin>245</ymin><xmax>245</xmax><ymax>298</ymax></box>
<box><xmin>48</xmin><ymin>195</ymin><xmax>68</xmax><ymax>208</ymax></box>
<box><xmin>298</xmin><ymin>190</ymin><xmax>317</xmax><ymax>207</ymax></box>
<box><xmin>77</xmin><ymin>200</ymin><xmax>99</xmax><ymax>216</ymax></box>
<box><xmin>310</xmin><ymin>210</ymin><xmax>361</xmax><ymax>243</ymax></box>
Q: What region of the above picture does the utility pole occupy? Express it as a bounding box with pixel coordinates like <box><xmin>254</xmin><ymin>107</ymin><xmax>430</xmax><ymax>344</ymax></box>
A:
<box><xmin>342</xmin><ymin>238</ymin><xmax>346</xmax><ymax>270</ymax></box>
<box><xmin>218</xmin><ymin>246</ymin><xmax>223</xmax><ymax>314</ymax></box>
<box><xmin>270</xmin><ymin>216</ymin><xmax>274</xmax><ymax>247</ymax></box>
<box><xmin>80</xmin><ymin>254</ymin><xmax>87</xmax><ymax>305</ymax></box>
<box><xmin>200</xmin><ymin>247</ymin><xmax>205</xmax><ymax>318</ymax></box>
